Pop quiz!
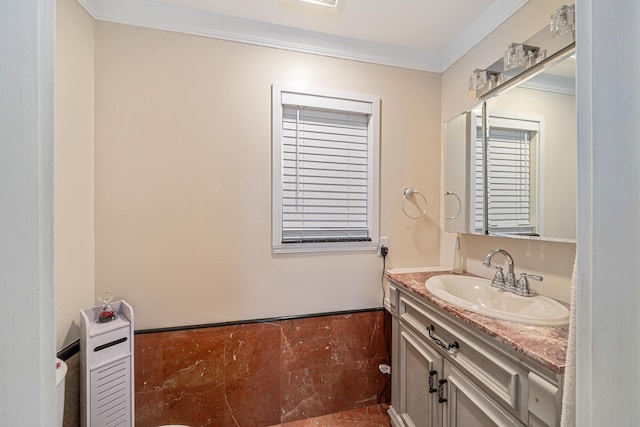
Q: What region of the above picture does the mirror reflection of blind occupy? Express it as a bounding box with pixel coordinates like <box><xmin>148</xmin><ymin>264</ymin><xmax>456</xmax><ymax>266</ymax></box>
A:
<box><xmin>475</xmin><ymin>116</ymin><xmax>540</xmax><ymax>235</ymax></box>
<box><xmin>281</xmin><ymin>106</ymin><xmax>371</xmax><ymax>243</ymax></box>
<box><xmin>487</xmin><ymin>128</ymin><xmax>533</xmax><ymax>233</ymax></box>
<box><xmin>474</xmin><ymin>125</ymin><xmax>484</xmax><ymax>233</ymax></box>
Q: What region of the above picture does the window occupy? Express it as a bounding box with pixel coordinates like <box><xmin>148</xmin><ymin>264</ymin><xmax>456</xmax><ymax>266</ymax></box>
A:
<box><xmin>474</xmin><ymin>114</ymin><xmax>542</xmax><ymax>235</ymax></box>
<box><xmin>272</xmin><ymin>84</ymin><xmax>380</xmax><ymax>253</ymax></box>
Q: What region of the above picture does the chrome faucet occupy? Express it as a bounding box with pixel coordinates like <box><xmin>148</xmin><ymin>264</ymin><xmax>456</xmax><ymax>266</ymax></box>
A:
<box><xmin>483</xmin><ymin>248</ymin><xmax>542</xmax><ymax>296</ymax></box>
<box><xmin>483</xmin><ymin>249</ymin><xmax>516</xmax><ymax>289</ymax></box>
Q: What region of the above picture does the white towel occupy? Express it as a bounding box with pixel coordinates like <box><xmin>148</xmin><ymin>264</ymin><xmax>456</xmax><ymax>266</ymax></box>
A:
<box><xmin>560</xmin><ymin>252</ymin><xmax>577</xmax><ymax>426</ymax></box>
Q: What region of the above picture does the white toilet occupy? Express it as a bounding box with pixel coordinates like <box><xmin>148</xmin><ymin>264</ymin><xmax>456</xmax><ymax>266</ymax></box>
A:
<box><xmin>55</xmin><ymin>358</ymin><xmax>68</xmax><ymax>427</ymax></box>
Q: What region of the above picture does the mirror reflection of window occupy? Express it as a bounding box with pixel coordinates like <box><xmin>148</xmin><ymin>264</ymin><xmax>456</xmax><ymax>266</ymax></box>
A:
<box><xmin>475</xmin><ymin>115</ymin><xmax>542</xmax><ymax>236</ymax></box>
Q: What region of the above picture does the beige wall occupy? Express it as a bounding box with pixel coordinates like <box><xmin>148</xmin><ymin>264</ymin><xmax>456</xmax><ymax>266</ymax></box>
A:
<box><xmin>60</xmin><ymin>0</ymin><xmax>574</xmax><ymax>334</ymax></box>
<box><xmin>55</xmin><ymin>0</ymin><xmax>95</xmax><ymax>349</ymax></box>
<box><xmin>441</xmin><ymin>0</ymin><xmax>575</xmax><ymax>302</ymax></box>
<box><xmin>94</xmin><ymin>23</ymin><xmax>442</xmax><ymax>329</ymax></box>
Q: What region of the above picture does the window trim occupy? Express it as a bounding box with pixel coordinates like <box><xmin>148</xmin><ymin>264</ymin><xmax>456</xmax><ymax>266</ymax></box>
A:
<box><xmin>272</xmin><ymin>83</ymin><xmax>380</xmax><ymax>254</ymax></box>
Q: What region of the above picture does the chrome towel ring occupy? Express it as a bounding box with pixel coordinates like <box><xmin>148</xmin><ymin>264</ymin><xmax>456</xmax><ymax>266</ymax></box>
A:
<box><xmin>444</xmin><ymin>191</ymin><xmax>462</xmax><ymax>220</ymax></box>
<box><xmin>402</xmin><ymin>187</ymin><xmax>428</xmax><ymax>219</ymax></box>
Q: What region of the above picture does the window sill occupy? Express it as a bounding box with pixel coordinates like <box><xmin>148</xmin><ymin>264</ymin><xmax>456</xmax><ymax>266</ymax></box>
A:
<box><xmin>272</xmin><ymin>241</ymin><xmax>378</xmax><ymax>254</ymax></box>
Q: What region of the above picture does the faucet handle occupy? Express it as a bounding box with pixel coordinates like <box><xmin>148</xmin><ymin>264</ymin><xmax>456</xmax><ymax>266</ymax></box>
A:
<box><xmin>489</xmin><ymin>266</ymin><xmax>506</xmax><ymax>289</ymax></box>
<box><xmin>515</xmin><ymin>273</ymin><xmax>542</xmax><ymax>296</ymax></box>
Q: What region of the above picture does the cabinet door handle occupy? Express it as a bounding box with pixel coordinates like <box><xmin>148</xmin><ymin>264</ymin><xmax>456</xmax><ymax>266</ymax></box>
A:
<box><xmin>426</xmin><ymin>325</ymin><xmax>460</xmax><ymax>352</ymax></box>
<box><xmin>428</xmin><ymin>370</ymin><xmax>438</xmax><ymax>393</ymax></box>
<box><xmin>438</xmin><ymin>379</ymin><xmax>448</xmax><ymax>404</ymax></box>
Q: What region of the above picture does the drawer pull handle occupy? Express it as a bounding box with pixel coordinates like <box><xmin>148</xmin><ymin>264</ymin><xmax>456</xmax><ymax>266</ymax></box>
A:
<box><xmin>438</xmin><ymin>379</ymin><xmax>448</xmax><ymax>403</ymax></box>
<box><xmin>426</xmin><ymin>325</ymin><xmax>459</xmax><ymax>352</ymax></box>
<box><xmin>94</xmin><ymin>337</ymin><xmax>127</xmax><ymax>352</ymax></box>
<box><xmin>428</xmin><ymin>370</ymin><xmax>438</xmax><ymax>393</ymax></box>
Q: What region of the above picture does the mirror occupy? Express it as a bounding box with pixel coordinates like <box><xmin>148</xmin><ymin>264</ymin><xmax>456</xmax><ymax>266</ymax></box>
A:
<box><xmin>444</xmin><ymin>49</ymin><xmax>576</xmax><ymax>242</ymax></box>
<box><xmin>443</xmin><ymin>104</ymin><xmax>483</xmax><ymax>235</ymax></box>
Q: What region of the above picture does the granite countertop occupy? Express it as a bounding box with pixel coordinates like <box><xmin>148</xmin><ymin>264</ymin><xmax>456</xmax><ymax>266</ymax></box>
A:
<box><xmin>386</xmin><ymin>270</ymin><xmax>569</xmax><ymax>375</ymax></box>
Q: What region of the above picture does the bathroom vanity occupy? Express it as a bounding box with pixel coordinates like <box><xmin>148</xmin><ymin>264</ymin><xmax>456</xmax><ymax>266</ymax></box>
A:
<box><xmin>384</xmin><ymin>271</ymin><xmax>567</xmax><ymax>427</ymax></box>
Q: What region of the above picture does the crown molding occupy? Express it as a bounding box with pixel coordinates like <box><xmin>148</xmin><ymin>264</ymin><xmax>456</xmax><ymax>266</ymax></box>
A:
<box><xmin>77</xmin><ymin>0</ymin><xmax>528</xmax><ymax>73</ymax></box>
<box><xmin>441</xmin><ymin>0</ymin><xmax>529</xmax><ymax>71</ymax></box>
<box><xmin>519</xmin><ymin>73</ymin><xmax>576</xmax><ymax>95</ymax></box>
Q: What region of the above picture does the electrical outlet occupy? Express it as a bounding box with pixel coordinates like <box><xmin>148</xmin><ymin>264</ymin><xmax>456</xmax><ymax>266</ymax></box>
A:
<box><xmin>379</xmin><ymin>236</ymin><xmax>389</xmax><ymax>256</ymax></box>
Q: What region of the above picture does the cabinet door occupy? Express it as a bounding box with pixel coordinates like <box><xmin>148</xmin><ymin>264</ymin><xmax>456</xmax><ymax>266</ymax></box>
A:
<box><xmin>90</xmin><ymin>356</ymin><xmax>132</xmax><ymax>427</ymax></box>
<box><xmin>443</xmin><ymin>364</ymin><xmax>523</xmax><ymax>427</ymax></box>
<box><xmin>397</xmin><ymin>324</ymin><xmax>444</xmax><ymax>427</ymax></box>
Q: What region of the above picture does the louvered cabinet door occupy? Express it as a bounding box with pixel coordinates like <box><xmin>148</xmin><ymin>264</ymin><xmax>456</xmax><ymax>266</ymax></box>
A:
<box><xmin>90</xmin><ymin>356</ymin><xmax>132</xmax><ymax>427</ymax></box>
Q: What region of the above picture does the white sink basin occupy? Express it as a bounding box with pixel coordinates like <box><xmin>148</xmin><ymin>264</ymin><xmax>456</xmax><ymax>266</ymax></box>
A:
<box><xmin>425</xmin><ymin>275</ymin><xmax>569</xmax><ymax>326</ymax></box>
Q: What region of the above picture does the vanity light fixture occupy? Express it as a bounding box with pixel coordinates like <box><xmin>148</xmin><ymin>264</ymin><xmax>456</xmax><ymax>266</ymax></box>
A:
<box><xmin>468</xmin><ymin>68</ymin><xmax>501</xmax><ymax>91</ymax></box>
<box><xmin>297</xmin><ymin>0</ymin><xmax>340</xmax><ymax>8</ymax></box>
<box><xmin>550</xmin><ymin>4</ymin><xmax>576</xmax><ymax>38</ymax></box>
<box><xmin>468</xmin><ymin>3</ymin><xmax>575</xmax><ymax>98</ymax></box>
<box><xmin>503</xmin><ymin>43</ymin><xmax>545</xmax><ymax>70</ymax></box>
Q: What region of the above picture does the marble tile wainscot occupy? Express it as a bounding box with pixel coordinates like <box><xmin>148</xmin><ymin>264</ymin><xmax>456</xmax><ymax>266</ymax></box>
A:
<box><xmin>134</xmin><ymin>309</ymin><xmax>392</xmax><ymax>427</ymax></box>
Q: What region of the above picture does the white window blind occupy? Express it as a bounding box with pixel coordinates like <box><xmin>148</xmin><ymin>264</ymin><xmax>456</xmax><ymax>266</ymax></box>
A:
<box><xmin>272</xmin><ymin>85</ymin><xmax>380</xmax><ymax>253</ymax></box>
<box><xmin>475</xmin><ymin>116</ymin><xmax>540</xmax><ymax>235</ymax></box>
<box><xmin>282</xmin><ymin>106</ymin><xmax>371</xmax><ymax>242</ymax></box>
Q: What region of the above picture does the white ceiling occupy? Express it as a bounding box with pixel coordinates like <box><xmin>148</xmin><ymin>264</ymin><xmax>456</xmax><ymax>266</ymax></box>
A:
<box><xmin>78</xmin><ymin>0</ymin><xmax>530</xmax><ymax>72</ymax></box>
<box><xmin>153</xmin><ymin>0</ymin><xmax>496</xmax><ymax>52</ymax></box>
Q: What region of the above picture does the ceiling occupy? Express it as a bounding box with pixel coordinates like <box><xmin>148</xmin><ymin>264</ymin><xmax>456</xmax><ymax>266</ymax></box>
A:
<box><xmin>78</xmin><ymin>0</ymin><xmax>529</xmax><ymax>72</ymax></box>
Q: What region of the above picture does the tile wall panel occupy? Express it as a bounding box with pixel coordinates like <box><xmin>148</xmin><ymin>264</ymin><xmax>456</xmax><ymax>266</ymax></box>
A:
<box><xmin>134</xmin><ymin>309</ymin><xmax>391</xmax><ymax>427</ymax></box>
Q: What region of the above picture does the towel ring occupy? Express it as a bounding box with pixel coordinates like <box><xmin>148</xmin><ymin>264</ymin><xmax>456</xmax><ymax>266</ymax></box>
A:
<box><xmin>444</xmin><ymin>191</ymin><xmax>462</xmax><ymax>220</ymax></box>
<box><xmin>402</xmin><ymin>187</ymin><xmax>428</xmax><ymax>219</ymax></box>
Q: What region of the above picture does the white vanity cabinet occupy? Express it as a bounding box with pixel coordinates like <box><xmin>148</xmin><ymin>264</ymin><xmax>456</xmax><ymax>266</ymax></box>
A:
<box><xmin>387</xmin><ymin>281</ymin><xmax>563</xmax><ymax>427</ymax></box>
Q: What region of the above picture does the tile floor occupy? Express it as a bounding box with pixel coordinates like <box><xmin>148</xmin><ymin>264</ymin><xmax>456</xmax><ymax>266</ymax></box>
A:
<box><xmin>269</xmin><ymin>404</ymin><xmax>391</xmax><ymax>427</ymax></box>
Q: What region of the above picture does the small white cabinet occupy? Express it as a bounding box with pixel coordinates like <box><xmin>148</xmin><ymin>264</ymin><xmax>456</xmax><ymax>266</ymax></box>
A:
<box><xmin>387</xmin><ymin>280</ymin><xmax>562</xmax><ymax>427</ymax></box>
<box><xmin>80</xmin><ymin>300</ymin><xmax>135</xmax><ymax>427</ymax></box>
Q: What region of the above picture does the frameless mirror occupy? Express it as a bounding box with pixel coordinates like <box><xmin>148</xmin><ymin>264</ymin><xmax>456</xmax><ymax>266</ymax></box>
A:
<box><xmin>445</xmin><ymin>48</ymin><xmax>576</xmax><ymax>242</ymax></box>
